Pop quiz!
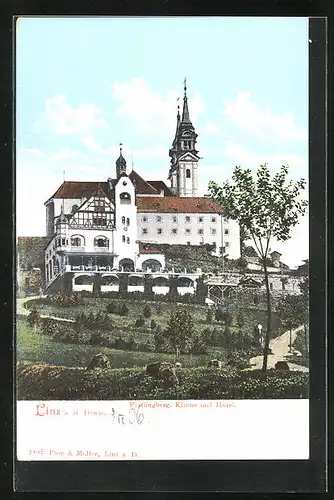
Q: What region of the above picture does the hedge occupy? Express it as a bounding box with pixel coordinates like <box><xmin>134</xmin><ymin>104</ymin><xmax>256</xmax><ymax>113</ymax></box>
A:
<box><xmin>17</xmin><ymin>363</ymin><xmax>309</xmax><ymax>400</ymax></box>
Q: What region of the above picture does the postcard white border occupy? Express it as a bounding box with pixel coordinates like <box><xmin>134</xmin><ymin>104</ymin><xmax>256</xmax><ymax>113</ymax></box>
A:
<box><xmin>17</xmin><ymin>399</ymin><xmax>309</xmax><ymax>461</ymax></box>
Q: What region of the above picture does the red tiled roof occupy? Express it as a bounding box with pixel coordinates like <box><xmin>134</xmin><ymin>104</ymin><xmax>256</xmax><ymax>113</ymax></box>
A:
<box><xmin>139</xmin><ymin>242</ymin><xmax>165</xmax><ymax>254</ymax></box>
<box><xmin>136</xmin><ymin>196</ymin><xmax>223</xmax><ymax>214</ymax></box>
<box><xmin>48</xmin><ymin>181</ymin><xmax>108</xmax><ymax>201</ymax></box>
<box><xmin>146</xmin><ymin>180</ymin><xmax>175</xmax><ymax>196</ymax></box>
<box><xmin>129</xmin><ymin>170</ymin><xmax>158</xmax><ymax>195</ymax></box>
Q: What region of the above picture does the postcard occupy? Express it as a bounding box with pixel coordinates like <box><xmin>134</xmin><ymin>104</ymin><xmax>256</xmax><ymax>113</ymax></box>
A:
<box><xmin>15</xmin><ymin>16</ymin><xmax>310</xmax><ymax>464</ymax></box>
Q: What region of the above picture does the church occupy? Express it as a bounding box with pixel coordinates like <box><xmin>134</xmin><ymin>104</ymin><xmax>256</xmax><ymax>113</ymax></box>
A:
<box><xmin>43</xmin><ymin>82</ymin><xmax>240</xmax><ymax>291</ymax></box>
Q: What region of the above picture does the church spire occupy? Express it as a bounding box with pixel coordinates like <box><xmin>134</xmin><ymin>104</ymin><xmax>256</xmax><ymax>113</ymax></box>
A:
<box><xmin>181</xmin><ymin>77</ymin><xmax>191</xmax><ymax>123</ymax></box>
<box><xmin>116</xmin><ymin>142</ymin><xmax>127</xmax><ymax>179</ymax></box>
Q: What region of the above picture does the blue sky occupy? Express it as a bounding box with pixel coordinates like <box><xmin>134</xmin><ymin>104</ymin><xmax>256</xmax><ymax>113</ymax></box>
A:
<box><xmin>16</xmin><ymin>16</ymin><xmax>309</xmax><ymax>267</ymax></box>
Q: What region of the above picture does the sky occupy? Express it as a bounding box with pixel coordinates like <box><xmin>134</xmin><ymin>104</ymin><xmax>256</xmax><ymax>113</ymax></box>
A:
<box><xmin>16</xmin><ymin>16</ymin><xmax>309</xmax><ymax>267</ymax></box>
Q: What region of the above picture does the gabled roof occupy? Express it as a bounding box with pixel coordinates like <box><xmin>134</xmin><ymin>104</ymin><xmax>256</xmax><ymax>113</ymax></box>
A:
<box><xmin>146</xmin><ymin>180</ymin><xmax>175</xmax><ymax>196</ymax></box>
<box><xmin>136</xmin><ymin>196</ymin><xmax>223</xmax><ymax>214</ymax></box>
<box><xmin>46</xmin><ymin>181</ymin><xmax>108</xmax><ymax>203</ymax></box>
<box><xmin>128</xmin><ymin>170</ymin><xmax>159</xmax><ymax>195</ymax></box>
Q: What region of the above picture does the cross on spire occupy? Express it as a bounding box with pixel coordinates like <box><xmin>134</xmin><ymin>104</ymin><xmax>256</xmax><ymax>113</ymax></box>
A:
<box><xmin>119</xmin><ymin>142</ymin><xmax>123</xmax><ymax>155</ymax></box>
<box><xmin>184</xmin><ymin>77</ymin><xmax>187</xmax><ymax>96</ymax></box>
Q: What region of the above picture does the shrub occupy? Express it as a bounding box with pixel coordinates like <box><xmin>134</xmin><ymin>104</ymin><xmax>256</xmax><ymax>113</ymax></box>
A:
<box><xmin>150</xmin><ymin>319</ymin><xmax>157</xmax><ymax>330</ymax></box>
<box><xmin>27</xmin><ymin>309</ymin><xmax>40</xmax><ymax>327</ymax></box>
<box><xmin>49</xmin><ymin>293</ymin><xmax>85</xmax><ymax>307</ymax></box>
<box><xmin>206</xmin><ymin>309</ymin><xmax>213</xmax><ymax>324</ymax></box>
<box><xmin>143</xmin><ymin>305</ymin><xmax>152</xmax><ymax>318</ymax></box>
<box><xmin>135</xmin><ymin>316</ymin><xmax>146</xmax><ymax>328</ymax></box>
<box><xmin>17</xmin><ymin>364</ymin><xmax>309</xmax><ymax>401</ymax></box>
<box><xmin>119</xmin><ymin>303</ymin><xmax>129</xmax><ymax>316</ymax></box>
<box><xmin>237</xmin><ymin>312</ymin><xmax>245</xmax><ymax>328</ymax></box>
<box><xmin>106</xmin><ymin>302</ymin><xmax>118</xmax><ymax>314</ymax></box>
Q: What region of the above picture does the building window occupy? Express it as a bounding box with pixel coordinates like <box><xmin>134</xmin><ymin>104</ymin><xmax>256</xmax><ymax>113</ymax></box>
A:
<box><xmin>224</xmin><ymin>229</ymin><xmax>229</xmax><ymax>235</ymax></box>
<box><xmin>122</xmin><ymin>235</ymin><xmax>126</xmax><ymax>242</ymax></box>
<box><xmin>198</xmin><ymin>216</ymin><xmax>203</xmax><ymax>223</ymax></box>
<box><xmin>211</xmin><ymin>216</ymin><xmax>216</xmax><ymax>223</ymax></box>
<box><xmin>211</xmin><ymin>228</ymin><xmax>217</xmax><ymax>235</ymax></box>
<box><xmin>186</xmin><ymin>169</ymin><xmax>191</xmax><ymax>178</ymax></box>
<box><xmin>142</xmin><ymin>216</ymin><xmax>148</xmax><ymax>223</ymax></box>
<box><xmin>142</xmin><ymin>228</ymin><xmax>148</xmax><ymax>235</ymax></box>
<box><xmin>157</xmin><ymin>228</ymin><xmax>163</xmax><ymax>235</ymax></box>
<box><xmin>225</xmin><ymin>241</ymin><xmax>230</xmax><ymax>247</ymax></box>
<box><xmin>185</xmin><ymin>216</ymin><xmax>191</xmax><ymax>223</ymax></box>
<box><xmin>185</xmin><ymin>229</ymin><xmax>191</xmax><ymax>235</ymax></box>
<box><xmin>156</xmin><ymin>215</ymin><xmax>162</xmax><ymax>223</ymax></box>
<box><xmin>71</xmin><ymin>204</ymin><xmax>79</xmax><ymax>213</ymax></box>
<box><xmin>224</xmin><ymin>217</ymin><xmax>229</xmax><ymax>223</ymax></box>
<box><xmin>172</xmin><ymin>216</ymin><xmax>177</xmax><ymax>223</ymax></box>
<box><xmin>120</xmin><ymin>192</ymin><xmax>131</xmax><ymax>204</ymax></box>
<box><xmin>94</xmin><ymin>236</ymin><xmax>109</xmax><ymax>248</ymax></box>
<box><xmin>122</xmin><ymin>216</ymin><xmax>125</xmax><ymax>224</ymax></box>
<box><xmin>127</xmin><ymin>237</ymin><xmax>130</xmax><ymax>244</ymax></box>
<box><xmin>198</xmin><ymin>229</ymin><xmax>203</xmax><ymax>235</ymax></box>
<box><xmin>94</xmin><ymin>199</ymin><xmax>105</xmax><ymax>211</ymax></box>
<box><xmin>61</xmin><ymin>238</ymin><xmax>66</xmax><ymax>246</ymax></box>
<box><xmin>187</xmin><ymin>241</ymin><xmax>191</xmax><ymax>245</ymax></box>
<box><xmin>126</xmin><ymin>217</ymin><xmax>130</xmax><ymax>226</ymax></box>
<box><xmin>270</xmin><ymin>282</ymin><xmax>273</xmax><ymax>291</ymax></box>
<box><xmin>93</xmin><ymin>217</ymin><xmax>107</xmax><ymax>226</ymax></box>
<box><xmin>172</xmin><ymin>228</ymin><xmax>178</xmax><ymax>235</ymax></box>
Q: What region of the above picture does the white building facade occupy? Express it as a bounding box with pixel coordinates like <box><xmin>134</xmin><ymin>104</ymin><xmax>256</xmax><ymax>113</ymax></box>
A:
<box><xmin>43</xmin><ymin>82</ymin><xmax>240</xmax><ymax>290</ymax></box>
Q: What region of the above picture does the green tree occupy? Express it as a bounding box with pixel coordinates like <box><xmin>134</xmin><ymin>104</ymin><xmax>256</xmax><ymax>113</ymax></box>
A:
<box><xmin>143</xmin><ymin>305</ymin><xmax>152</xmax><ymax>318</ymax></box>
<box><xmin>209</xmin><ymin>164</ymin><xmax>308</xmax><ymax>371</ymax></box>
<box><xmin>165</xmin><ymin>310</ymin><xmax>194</xmax><ymax>357</ymax></box>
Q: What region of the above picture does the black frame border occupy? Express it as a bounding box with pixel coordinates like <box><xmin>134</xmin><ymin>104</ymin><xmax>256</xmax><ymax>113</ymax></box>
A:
<box><xmin>0</xmin><ymin>4</ymin><xmax>329</xmax><ymax>495</ymax></box>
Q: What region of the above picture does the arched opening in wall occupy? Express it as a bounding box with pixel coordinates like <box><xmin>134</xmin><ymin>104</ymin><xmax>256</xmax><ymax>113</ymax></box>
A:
<box><xmin>128</xmin><ymin>275</ymin><xmax>144</xmax><ymax>287</ymax></box>
<box><xmin>120</xmin><ymin>192</ymin><xmax>131</xmax><ymax>204</ymax></box>
<box><xmin>74</xmin><ymin>275</ymin><xmax>94</xmax><ymax>286</ymax></box>
<box><xmin>152</xmin><ymin>276</ymin><xmax>169</xmax><ymax>287</ymax></box>
<box><xmin>178</xmin><ymin>277</ymin><xmax>194</xmax><ymax>288</ymax></box>
<box><xmin>186</xmin><ymin>168</ymin><xmax>191</xmax><ymax>179</ymax></box>
<box><xmin>142</xmin><ymin>259</ymin><xmax>162</xmax><ymax>273</ymax></box>
<box><xmin>119</xmin><ymin>258</ymin><xmax>135</xmax><ymax>272</ymax></box>
<box><xmin>101</xmin><ymin>275</ymin><xmax>119</xmax><ymax>286</ymax></box>
<box><xmin>94</xmin><ymin>235</ymin><xmax>109</xmax><ymax>248</ymax></box>
<box><xmin>71</xmin><ymin>235</ymin><xmax>85</xmax><ymax>247</ymax></box>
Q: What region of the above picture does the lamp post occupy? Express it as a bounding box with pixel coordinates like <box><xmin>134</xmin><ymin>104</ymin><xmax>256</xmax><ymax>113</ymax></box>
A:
<box><xmin>258</xmin><ymin>323</ymin><xmax>263</xmax><ymax>348</ymax></box>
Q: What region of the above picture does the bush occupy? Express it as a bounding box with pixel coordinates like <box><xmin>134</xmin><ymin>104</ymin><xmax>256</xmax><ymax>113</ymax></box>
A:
<box><xmin>17</xmin><ymin>364</ymin><xmax>309</xmax><ymax>401</ymax></box>
<box><xmin>119</xmin><ymin>303</ymin><xmax>129</xmax><ymax>316</ymax></box>
<box><xmin>135</xmin><ymin>316</ymin><xmax>146</xmax><ymax>328</ymax></box>
<box><xmin>143</xmin><ymin>305</ymin><xmax>152</xmax><ymax>318</ymax></box>
<box><xmin>27</xmin><ymin>309</ymin><xmax>40</xmax><ymax>327</ymax></box>
<box><xmin>150</xmin><ymin>319</ymin><xmax>157</xmax><ymax>330</ymax></box>
<box><xmin>206</xmin><ymin>309</ymin><xmax>213</xmax><ymax>324</ymax></box>
<box><xmin>48</xmin><ymin>293</ymin><xmax>85</xmax><ymax>307</ymax></box>
<box><xmin>106</xmin><ymin>302</ymin><xmax>118</xmax><ymax>314</ymax></box>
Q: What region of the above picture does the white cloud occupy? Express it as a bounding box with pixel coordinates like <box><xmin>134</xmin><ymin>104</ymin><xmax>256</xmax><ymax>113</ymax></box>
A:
<box><xmin>223</xmin><ymin>141</ymin><xmax>307</xmax><ymax>175</ymax></box>
<box><xmin>36</xmin><ymin>94</ymin><xmax>109</xmax><ymax>135</ymax></box>
<box><xmin>223</xmin><ymin>92</ymin><xmax>307</xmax><ymax>142</ymax></box>
<box><xmin>112</xmin><ymin>78</ymin><xmax>206</xmax><ymax>135</ymax></box>
<box><xmin>25</xmin><ymin>147</ymin><xmax>85</xmax><ymax>162</ymax></box>
<box><xmin>200</xmin><ymin>121</ymin><xmax>220</xmax><ymax>135</ymax></box>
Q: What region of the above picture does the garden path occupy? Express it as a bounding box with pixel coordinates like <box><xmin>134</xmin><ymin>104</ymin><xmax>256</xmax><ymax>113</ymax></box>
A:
<box><xmin>249</xmin><ymin>326</ymin><xmax>308</xmax><ymax>372</ymax></box>
<box><xmin>17</xmin><ymin>295</ymin><xmax>75</xmax><ymax>323</ymax></box>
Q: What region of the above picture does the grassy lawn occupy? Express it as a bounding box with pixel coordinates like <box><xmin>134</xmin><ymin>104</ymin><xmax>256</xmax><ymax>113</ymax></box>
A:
<box><xmin>17</xmin><ymin>317</ymin><xmax>219</xmax><ymax>369</ymax></box>
<box><xmin>25</xmin><ymin>296</ymin><xmax>278</xmax><ymax>337</ymax></box>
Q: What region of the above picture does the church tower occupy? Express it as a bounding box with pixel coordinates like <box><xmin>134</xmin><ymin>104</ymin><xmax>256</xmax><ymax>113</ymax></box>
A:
<box><xmin>168</xmin><ymin>79</ymin><xmax>200</xmax><ymax>196</ymax></box>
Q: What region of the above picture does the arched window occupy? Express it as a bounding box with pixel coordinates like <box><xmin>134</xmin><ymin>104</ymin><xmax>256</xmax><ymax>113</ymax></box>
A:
<box><xmin>71</xmin><ymin>235</ymin><xmax>85</xmax><ymax>247</ymax></box>
<box><xmin>186</xmin><ymin>169</ymin><xmax>191</xmax><ymax>179</ymax></box>
<box><xmin>122</xmin><ymin>216</ymin><xmax>125</xmax><ymax>224</ymax></box>
<box><xmin>120</xmin><ymin>192</ymin><xmax>131</xmax><ymax>204</ymax></box>
<box><xmin>127</xmin><ymin>237</ymin><xmax>130</xmax><ymax>244</ymax></box>
<box><xmin>94</xmin><ymin>236</ymin><xmax>109</xmax><ymax>248</ymax></box>
<box><xmin>122</xmin><ymin>235</ymin><xmax>126</xmax><ymax>242</ymax></box>
<box><xmin>126</xmin><ymin>217</ymin><xmax>130</xmax><ymax>226</ymax></box>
